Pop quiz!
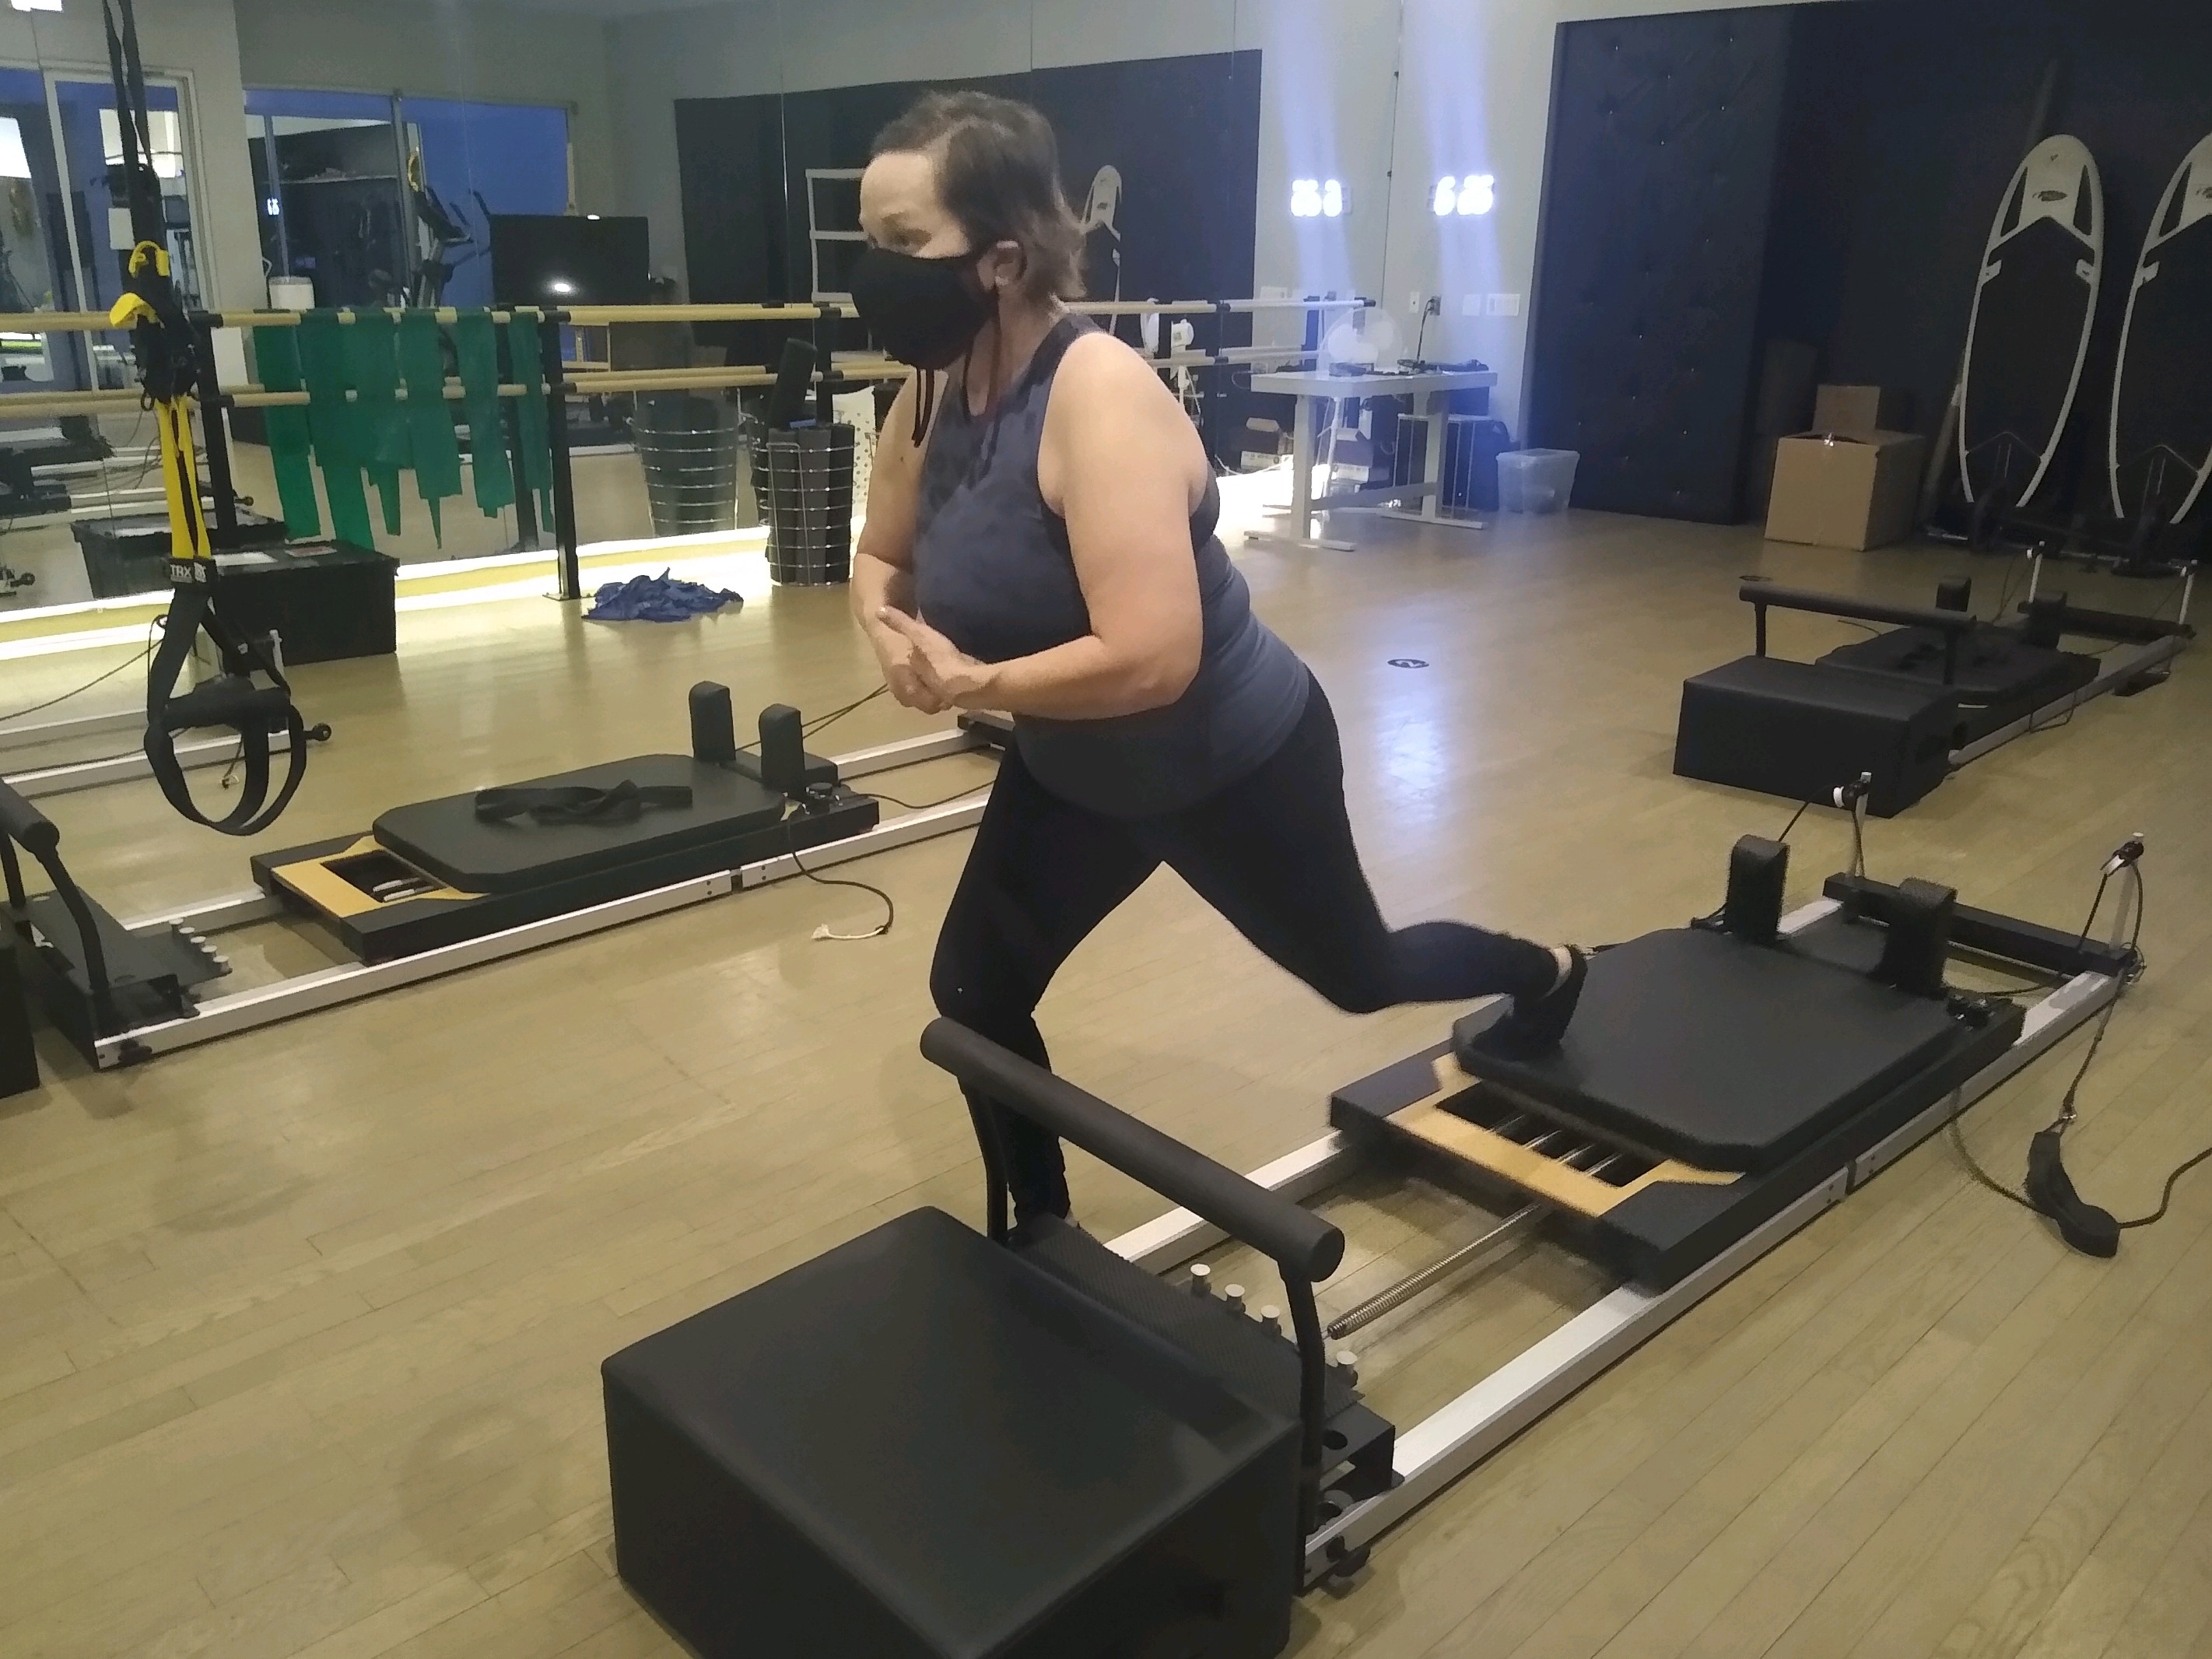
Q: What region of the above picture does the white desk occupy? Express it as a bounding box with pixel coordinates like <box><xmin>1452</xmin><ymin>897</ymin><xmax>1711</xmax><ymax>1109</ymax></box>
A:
<box><xmin>1247</xmin><ymin>367</ymin><xmax>1500</xmax><ymax>551</ymax></box>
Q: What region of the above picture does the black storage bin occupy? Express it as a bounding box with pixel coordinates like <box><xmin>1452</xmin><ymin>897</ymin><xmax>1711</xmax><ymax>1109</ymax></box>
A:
<box><xmin>633</xmin><ymin>394</ymin><xmax>743</xmax><ymax>538</ymax></box>
<box><xmin>209</xmin><ymin>541</ymin><xmax>399</xmax><ymax>665</ymax></box>
<box><xmin>72</xmin><ymin>509</ymin><xmax>288</xmax><ymax>601</ymax></box>
<box><xmin>1390</xmin><ymin>410</ymin><xmax>1511</xmax><ymax>511</ymax></box>
<box><xmin>758</xmin><ymin>422</ymin><xmax>855</xmax><ymax>586</ymax></box>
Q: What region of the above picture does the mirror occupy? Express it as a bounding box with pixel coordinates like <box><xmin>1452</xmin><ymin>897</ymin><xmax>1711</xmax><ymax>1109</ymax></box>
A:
<box><xmin>0</xmin><ymin>0</ymin><xmax>1424</xmax><ymax>636</ymax></box>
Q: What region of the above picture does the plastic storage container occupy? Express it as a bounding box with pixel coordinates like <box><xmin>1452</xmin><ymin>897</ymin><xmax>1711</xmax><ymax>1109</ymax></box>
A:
<box><xmin>1498</xmin><ymin>447</ymin><xmax>1579</xmax><ymax>514</ymax></box>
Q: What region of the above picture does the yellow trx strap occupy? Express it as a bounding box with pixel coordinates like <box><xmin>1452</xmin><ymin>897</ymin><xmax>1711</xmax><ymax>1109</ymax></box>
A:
<box><xmin>110</xmin><ymin>240</ymin><xmax>209</xmax><ymax>570</ymax></box>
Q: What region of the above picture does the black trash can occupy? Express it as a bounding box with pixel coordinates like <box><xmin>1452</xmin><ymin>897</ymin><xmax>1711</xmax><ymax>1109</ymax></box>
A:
<box><xmin>759</xmin><ymin>423</ymin><xmax>855</xmax><ymax>587</ymax></box>
<box><xmin>634</xmin><ymin>394</ymin><xmax>743</xmax><ymax>538</ymax></box>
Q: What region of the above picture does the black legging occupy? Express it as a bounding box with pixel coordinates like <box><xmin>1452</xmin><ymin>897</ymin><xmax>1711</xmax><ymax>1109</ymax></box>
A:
<box><xmin>930</xmin><ymin>675</ymin><xmax>1558</xmax><ymax>1222</ymax></box>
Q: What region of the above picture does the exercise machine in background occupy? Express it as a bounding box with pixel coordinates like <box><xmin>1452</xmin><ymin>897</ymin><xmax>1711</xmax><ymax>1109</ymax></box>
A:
<box><xmin>0</xmin><ymin>692</ymin><xmax>1005</xmax><ymax>1075</ymax></box>
<box><xmin>1674</xmin><ymin>567</ymin><xmax>2192</xmax><ymax>816</ymax></box>
<box><xmin>601</xmin><ymin>832</ymin><xmax>2141</xmax><ymax>1655</ymax></box>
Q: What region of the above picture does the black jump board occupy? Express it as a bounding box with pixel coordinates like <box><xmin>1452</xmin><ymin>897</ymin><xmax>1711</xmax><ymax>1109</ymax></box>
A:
<box><xmin>1452</xmin><ymin>928</ymin><xmax>1962</xmax><ymax>1173</ymax></box>
<box><xmin>375</xmin><ymin>756</ymin><xmax>787</xmax><ymax>893</ymax></box>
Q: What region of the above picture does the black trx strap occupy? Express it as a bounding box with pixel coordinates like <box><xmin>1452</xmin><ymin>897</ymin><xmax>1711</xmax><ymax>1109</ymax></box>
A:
<box><xmin>472</xmin><ymin>782</ymin><xmax>696</xmax><ymax>827</ymax></box>
<box><xmin>103</xmin><ymin>0</ymin><xmax>312</xmax><ymax>837</ymax></box>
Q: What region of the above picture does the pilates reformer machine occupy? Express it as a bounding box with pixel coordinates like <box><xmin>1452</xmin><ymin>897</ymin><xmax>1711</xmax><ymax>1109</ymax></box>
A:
<box><xmin>1675</xmin><ymin>562</ymin><xmax>2193</xmax><ymax>816</ymax></box>
<box><xmin>599</xmin><ymin>830</ymin><xmax>2145</xmax><ymax>1657</ymax></box>
<box><xmin>1</xmin><ymin>693</ymin><xmax>1011</xmax><ymax>1072</ymax></box>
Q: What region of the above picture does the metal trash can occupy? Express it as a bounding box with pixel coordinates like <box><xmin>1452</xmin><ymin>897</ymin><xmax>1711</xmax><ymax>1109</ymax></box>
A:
<box><xmin>634</xmin><ymin>394</ymin><xmax>744</xmax><ymax>538</ymax></box>
<box><xmin>759</xmin><ymin>423</ymin><xmax>856</xmax><ymax>586</ymax></box>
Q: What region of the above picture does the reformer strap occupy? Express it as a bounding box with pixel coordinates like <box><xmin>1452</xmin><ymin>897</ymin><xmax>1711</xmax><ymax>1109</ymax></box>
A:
<box><xmin>472</xmin><ymin>781</ymin><xmax>696</xmax><ymax>826</ymax></box>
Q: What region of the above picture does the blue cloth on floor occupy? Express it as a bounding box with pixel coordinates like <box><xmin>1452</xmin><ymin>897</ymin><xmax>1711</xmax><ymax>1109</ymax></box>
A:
<box><xmin>586</xmin><ymin>571</ymin><xmax>745</xmax><ymax>623</ymax></box>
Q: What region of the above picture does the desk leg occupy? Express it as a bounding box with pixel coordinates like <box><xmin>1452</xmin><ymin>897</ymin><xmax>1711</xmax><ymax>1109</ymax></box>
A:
<box><xmin>1249</xmin><ymin>392</ymin><xmax>1355</xmax><ymax>552</ymax></box>
<box><xmin>1421</xmin><ymin>396</ymin><xmax>1447</xmax><ymax>523</ymax></box>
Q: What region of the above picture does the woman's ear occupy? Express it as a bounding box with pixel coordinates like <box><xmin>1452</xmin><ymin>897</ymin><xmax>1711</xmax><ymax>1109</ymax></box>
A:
<box><xmin>980</xmin><ymin>240</ymin><xmax>1027</xmax><ymax>296</ymax></box>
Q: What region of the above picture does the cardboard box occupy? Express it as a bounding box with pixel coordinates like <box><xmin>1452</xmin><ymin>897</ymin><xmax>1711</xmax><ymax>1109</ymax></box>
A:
<box><xmin>1765</xmin><ymin>430</ymin><xmax>1930</xmax><ymax>550</ymax></box>
<box><xmin>1814</xmin><ymin>384</ymin><xmax>1913</xmax><ymax>434</ymax></box>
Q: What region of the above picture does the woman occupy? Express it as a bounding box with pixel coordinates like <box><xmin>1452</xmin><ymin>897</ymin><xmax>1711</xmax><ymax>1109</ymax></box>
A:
<box><xmin>849</xmin><ymin>91</ymin><xmax>1585</xmax><ymax>1225</ymax></box>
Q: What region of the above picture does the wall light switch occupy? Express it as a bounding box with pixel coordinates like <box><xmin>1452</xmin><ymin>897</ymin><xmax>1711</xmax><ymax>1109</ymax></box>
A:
<box><xmin>1461</xmin><ymin>293</ymin><xmax>1483</xmax><ymax>317</ymax></box>
<box><xmin>1487</xmin><ymin>293</ymin><xmax>1523</xmax><ymax>317</ymax></box>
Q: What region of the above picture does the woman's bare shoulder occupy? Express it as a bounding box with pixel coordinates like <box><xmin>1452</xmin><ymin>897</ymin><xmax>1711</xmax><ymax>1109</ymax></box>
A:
<box><xmin>1057</xmin><ymin>327</ymin><xmax>1178</xmax><ymax>397</ymax></box>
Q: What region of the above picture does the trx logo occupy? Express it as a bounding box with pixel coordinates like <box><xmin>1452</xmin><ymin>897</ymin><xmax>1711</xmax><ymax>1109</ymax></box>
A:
<box><xmin>2035</xmin><ymin>188</ymin><xmax>2068</xmax><ymax>202</ymax></box>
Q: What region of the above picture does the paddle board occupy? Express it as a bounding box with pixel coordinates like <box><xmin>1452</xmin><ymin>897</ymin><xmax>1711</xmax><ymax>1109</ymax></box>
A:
<box><xmin>1958</xmin><ymin>135</ymin><xmax>2104</xmax><ymax>508</ymax></box>
<box><xmin>2109</xmin><ymin>132</ymin><xmax>2212</xmax><ymax>528</ymax></box>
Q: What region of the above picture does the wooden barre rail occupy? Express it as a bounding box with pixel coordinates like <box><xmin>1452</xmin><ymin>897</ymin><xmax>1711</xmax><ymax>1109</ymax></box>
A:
<box><xmin>559</xmin><ymin>345</ymin><xmax>1317</xmax><ymax>397</ymax></box>
<box><xmin>0</xmin><ymin>347</ymin><xmax>1320</xmax><ymax>419</ymax></box>
<box><xmin>560</xmin><ymin>303</ymin><xmax>840</xmax><ymax>326</ymax></box>
<box><xmin>0</xmin><ymin>307</ymin><xmax>545</xmax><ymax>334</ymax></box>
<box><xmin>0</xmin><ymin>383</ymin><xmax>529</xmax><ymax>419</ymax></box>
<box><xmin>0</xmin><ymin>295</ymin><xmax>1373</xmax><ymax>337</ymax></box>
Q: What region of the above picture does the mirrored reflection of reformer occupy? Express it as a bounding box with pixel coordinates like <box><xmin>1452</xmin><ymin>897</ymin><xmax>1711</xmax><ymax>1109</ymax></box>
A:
<box><xmin>1674</xmin><ymin>563</ymin><xmax>2193</xmax><ymax>815</ymax></box>
<box><xmin>0</xmin><ymin>693</ymin><xmax>1007</xmax><ymax>1072</ymax></box>
<box><xmin>598</xmin><ymin>833</ymin><xmax>2140</xmax><ymax>1657</ymax></box>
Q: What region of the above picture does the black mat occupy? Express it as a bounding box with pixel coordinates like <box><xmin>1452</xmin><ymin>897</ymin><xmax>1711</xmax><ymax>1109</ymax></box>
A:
<box><xmin>1453</xmin><ymin>928</ymin><xmax>1963</xmax><ymax>1172</ymax></box>
<box><xmin>376</xmin><ymin>755</ymin><xmax>787</xmax><ymax>893</ymax></box>
<box><xmin>1818</xmin><ymin>625</ymin><xmax>2095</xmax><ymax>711</ymax></box>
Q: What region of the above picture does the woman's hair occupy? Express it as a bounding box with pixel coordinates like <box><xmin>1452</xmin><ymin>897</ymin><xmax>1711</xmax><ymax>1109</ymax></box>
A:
<box><xmin>871</xmin><ymin>91</ymin><xmax>1087</xmax><ymax>303</ymax></box>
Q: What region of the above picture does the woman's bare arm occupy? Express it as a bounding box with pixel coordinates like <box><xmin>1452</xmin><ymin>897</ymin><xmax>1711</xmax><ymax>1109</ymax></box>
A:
<box><xmin>851</xmin><ymin>376</ymin><xmax>945</xmax><ymax>712</ymax></box>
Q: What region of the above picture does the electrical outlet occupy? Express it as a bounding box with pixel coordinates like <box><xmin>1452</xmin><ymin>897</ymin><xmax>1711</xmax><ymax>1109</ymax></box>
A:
<box><xmin>1487</xmin><ymin>293</ymin><xmax>1523</xmax><ymax>317</ymax></box>
<box><xmin>1425</xmin><ymin>294</ymin><xmax>1443</xmax><ymax>317</ymax></box>
<box><xmin>1259</xmin><ymin>284</ymin><xmax>1290</xmax><ymax>300</ymax></box>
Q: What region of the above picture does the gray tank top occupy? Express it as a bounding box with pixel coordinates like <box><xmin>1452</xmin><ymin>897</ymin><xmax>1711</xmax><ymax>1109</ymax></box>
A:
<box><xmin>913</xmin><ymin>315</ymin><xmax>1310</xmax><ymax>818</ymax></box>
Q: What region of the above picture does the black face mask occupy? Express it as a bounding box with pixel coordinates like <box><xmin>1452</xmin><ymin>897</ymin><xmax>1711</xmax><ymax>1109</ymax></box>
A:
<box><xmin>848</xmin><ymin>246</ymin><xmax>995</xmax><ymax>373</ymax></box>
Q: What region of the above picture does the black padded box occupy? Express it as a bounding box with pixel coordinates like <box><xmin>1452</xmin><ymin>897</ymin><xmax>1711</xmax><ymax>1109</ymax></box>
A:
<box><xmin>1</xmin><ymin>936</ymin><xmax>37</xmax><ymax>1100</ymax></box>
<box><xmin>1674</xmin><ymin>655</ymin><xmax>1958</xmax><ymax>817</ymax></box>
<box><xmin>209</xmin><ymin>541</ymin><xmax>399</xmax><ymax>665</ymax></box>
<box><xmin>604</xmin><ymin>1208</ymin><xmax>1302</xmax><ymax>1659</ymax></box>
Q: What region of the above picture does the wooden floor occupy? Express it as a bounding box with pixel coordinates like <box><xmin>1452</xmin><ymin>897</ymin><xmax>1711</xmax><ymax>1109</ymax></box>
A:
<box><xmin>2</xmin><ymin>502</ymin><xmax>2207</xmax><ymax>1658</ymax></box>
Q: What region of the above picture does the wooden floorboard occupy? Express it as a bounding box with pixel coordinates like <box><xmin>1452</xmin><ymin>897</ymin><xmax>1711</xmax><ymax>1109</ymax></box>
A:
<box><xmin>3</xmin><ymin>496</ymin><xmax>2207</xmax><ymax>1657</ymax></box>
